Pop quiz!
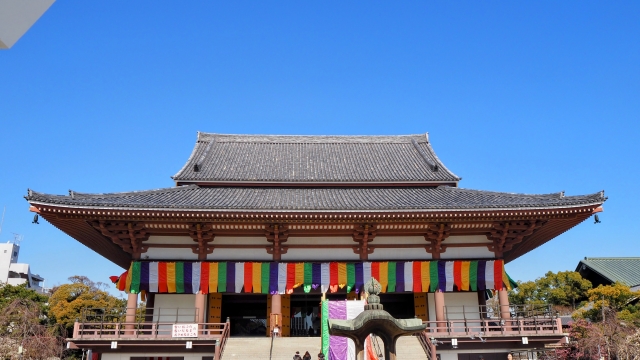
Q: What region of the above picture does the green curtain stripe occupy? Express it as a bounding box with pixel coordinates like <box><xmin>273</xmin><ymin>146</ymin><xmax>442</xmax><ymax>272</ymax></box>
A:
<box><xmin>176</xmin><ymin>262</ymin><xmax>184</xmax><ymax>293</ymax></box>
<box><xmin>469</xmin><ymin>261</ymin><xmax>478</xmax><ymax>292</ymax></box>
<box><xmin>304</xmin><ymin>263</ymin><xmax>313</xmax><ymax>285</ymax></box>
<box><xmin>261</xmin><ymin>263</ymin><xmax>270</xmax><ymax>294</ymax></box>
<box><xmin>429</xmin><ymin>262</ymin><xmax>438</xmax><ymax>292</ymax></box>
<box><xmin>321</xmin><ymin>300</ymin><xmax>329</xmax><ymax>359</ymax></box>
<box><xmin>507</xmin><ymin>273</ymin><xmax>519</xmax><ymax>289</ymax></box>
<box><xmin>387</xmin><ymin>262</ymin><xmax>396</xmax><ymax>292</ymax></box>
<box><xmin>218</xmin><ymin>262</ymin><xmax>227</xmax><ymax>292</ymax></box>
<box><xmin>304</xmin><ymin>263</ymin><xmax>313</xmax><ymax>293</ymax></box>
<box><xmin>130</xmin><ymin>262</ymin><xmax>141</xmax><ymax>294</ymax></box>
<box><xmin>346</xmin><ymin>263</ymin><xmax>355</xmax><ymax>293</ymax></box>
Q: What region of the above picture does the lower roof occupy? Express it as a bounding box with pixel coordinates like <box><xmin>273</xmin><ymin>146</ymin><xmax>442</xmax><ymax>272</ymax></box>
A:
<box><xmin>27</xmin><ymin>185</ymin><xmax>605</xmax><ymax>212</ymax></box>
<box><xmin>576</xmin><ymin>257</ymin><xmax>640</xmax><ymax>288</ymax></box>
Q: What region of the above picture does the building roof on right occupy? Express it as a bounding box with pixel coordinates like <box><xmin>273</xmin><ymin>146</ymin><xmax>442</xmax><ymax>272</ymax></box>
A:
<box><xmin>576</xmin><ymin>257</ymin><xmax>640</xmax><ymax>289</ymax></box>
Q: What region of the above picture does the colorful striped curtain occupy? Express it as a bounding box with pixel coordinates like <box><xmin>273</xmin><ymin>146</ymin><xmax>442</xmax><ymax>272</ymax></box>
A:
<box><xmin>116</xmin><ymin>260</ymin><xmax>517</xmax><ymax>295</ymax></box>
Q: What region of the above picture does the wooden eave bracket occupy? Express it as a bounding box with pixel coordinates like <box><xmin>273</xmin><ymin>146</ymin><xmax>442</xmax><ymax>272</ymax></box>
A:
<box><xmin>91</xmin><ymin>221</ymin><xmax>150</xmax><ymax>258</ymax></box>
<box><xmin>424</xmin><ymin>223</ymin><xmax>451</xmax><ymax>258</ymax></box>
<box><xmin>266</xmin><ymin>245</ymin><xmax>289</xmax><ymax>255</ymax></box>
<box><xmin>188</xmin><ymin>223</ymin><xmax>215</xmax><ymax>258</ymax></box>
<box><xmin>486</xmin><ymin>220</ymin><xmax>546</xmax><ymax>256</ymax></box>
<box><xmin>352</xmin><ymin>224</ymin><xmax>377</xmax><ymax>260</ymax></box>
<box><xmin>265</xmin><ymin>224</ymin><xmax>290</xmax><ymax>260</ymax></box>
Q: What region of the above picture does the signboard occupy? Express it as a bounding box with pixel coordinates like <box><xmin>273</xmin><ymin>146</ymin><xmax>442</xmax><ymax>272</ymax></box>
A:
<box><xmin>172</xmin><ymin>324</ymin><xmax>198</xmax><ymax>338</ymax></box>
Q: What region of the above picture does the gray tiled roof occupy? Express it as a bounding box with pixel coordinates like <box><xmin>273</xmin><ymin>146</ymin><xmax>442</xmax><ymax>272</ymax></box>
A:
<box><xmin>27</xmin><ymin>186</ymin><xmax>605</xmax><ymax>211</ymax></box>
<box><xmin>577</xmin><ymin>258</ymin><xmax>640</xmax><ymax>287</ymax></box>
<box><xmin>172</xmin><ymin>133</ymin><xmax>460</xmax><ymax>184</ymax></box>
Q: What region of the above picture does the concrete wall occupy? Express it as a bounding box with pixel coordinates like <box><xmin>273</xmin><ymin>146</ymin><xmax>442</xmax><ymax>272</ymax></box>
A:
<box><xmin>143</xmin><ymin>235</ymin><xmax>496</xmax><ymax>262</ymax></box>
<box><xmin>0</xmin><ymin>242</ymin><xmax>19</xmax><ymax>283</ymax></box>
<box><xmin>441</xmin><ymin>235</ymin><xmax>494</xmax><ymax>260</ymax></box>
<box><xmin>101</xmin><ymin>353</ymin><xmax>210</xmax><ymax>360</ymax></box>
<box><xmin>428</xmin><ymin>292</ymin><xmax>481</xmax><ymax>331</ymax></box>
<box><xmin>153</xmin><ymin>294</ymin><xmax>199</xmax><ymax>323</ymax></box>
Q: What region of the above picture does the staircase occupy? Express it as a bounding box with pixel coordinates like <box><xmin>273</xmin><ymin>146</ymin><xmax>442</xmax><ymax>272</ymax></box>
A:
<box><xmin>222</xmin><ymin>337</ymin><xmax>321</xmax><ymax>360</ymax></box>
<box><xmin>396</xmin><ymin>335</ymin><xmax>430</xmax><ymax>359</ymax></box>
<box><xmin>222</xmin><ymin>336</ymin><xmax>426</xmax><ymax>359</ymax></box>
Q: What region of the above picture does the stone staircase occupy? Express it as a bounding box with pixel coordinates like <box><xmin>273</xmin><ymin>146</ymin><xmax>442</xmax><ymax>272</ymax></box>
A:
<box><xmin>395</xmin><ymin>335</ymin><xmax>430</xmax><ymax>359</ymax></box>
<box><xmin>222</xmin><ymin>336</ymin><xmax>427</xmax><ymax>359</ymax></box>
<box><xmin>222</xmin><ymin>337</ymin><xmax>321</xmax><ymax>360</ymax></box>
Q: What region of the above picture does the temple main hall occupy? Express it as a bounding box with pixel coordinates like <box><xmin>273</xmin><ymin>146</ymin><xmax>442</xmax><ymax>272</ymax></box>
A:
<box><xmin>26</xmin><ymin>132</ymin><xmax>606</xmax><ymax>360</ymax></box>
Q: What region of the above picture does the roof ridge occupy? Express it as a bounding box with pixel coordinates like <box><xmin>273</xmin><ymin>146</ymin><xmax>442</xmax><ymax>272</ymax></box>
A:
<box><xmin>28</xmin><ymin>185</ymin><xmax>198</xmax><ymax>200</ymax></box>
<box><xmin>197</xmin><ymin>132</ymin><xmax>431</xmax><ymax>144</ymax></box>
<box><xmin>448</xmin><ymin>188</ymin><xmax>606</xmax><ymax>200</ymax></box>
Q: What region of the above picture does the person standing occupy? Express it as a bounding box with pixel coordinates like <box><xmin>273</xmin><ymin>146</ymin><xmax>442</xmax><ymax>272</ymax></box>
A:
<box><xmin>303</xmin><ymin>351</ymin><xmax>311</xmax><ymax>360</ymax></box>
<box><xmin>293</xmin><ymin>351</ymin><xmax>302</xmax><ymax>360</ymax></box>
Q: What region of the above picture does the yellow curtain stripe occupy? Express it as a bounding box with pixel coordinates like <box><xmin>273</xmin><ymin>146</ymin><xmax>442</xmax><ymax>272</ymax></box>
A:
<box><xmin>294</xmin><ymin>262</ymin><xmax>304</xmax><ymax>288</ymax></box>
<box><xmin>420</xmin><ymin>261</ymin><xmax>430</xmax><ymax>292</ymax></box>
<box><xmin>379</xmin><ymin>262</ymin><xmax>388</xmax><ymax>292</ymax></box>
<box><xmin>252</xmin><ymin>262</ymin><xmax>261</xmax><ymax>293</ymax></box>
<box><xmin>209</xmin><ymin>262</ymin><xmax>218</xmax><ymax>293</ymax></box>
<box><xmin>461</xmin><ymin>261</ymin><xmax>470</xmax><ymax>291</ymax></box>
<box><xmin>338</xmin><ymin>263</ymin><xmax>347</xmax><ymax>288</ymax></box>
<box><xmin>166</xmin><ymin>263</ymin><xmax>177</xmax><ymax>293</ymax></box>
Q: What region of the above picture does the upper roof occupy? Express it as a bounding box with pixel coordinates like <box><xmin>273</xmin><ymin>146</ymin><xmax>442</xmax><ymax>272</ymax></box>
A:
<box><xmin>576</xmin><ymin>257</ymin><xmax>640</xmax><ymax>288</ymax></box>
<box><xmin>172</xmin><ymin>132</ymin><xmax>460</xmax><ymax>185</ymax></box>
<box><xmin>27</xmin><ymin>186</ymin><xmax>605</xmax><ymax>212</ymax></box>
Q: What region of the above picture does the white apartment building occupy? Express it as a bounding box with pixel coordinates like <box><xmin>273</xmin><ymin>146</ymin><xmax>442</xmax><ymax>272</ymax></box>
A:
<box><xmin>0</xmin><ymin>240</ymin><xmax>45</xmax><ymax>293</ymax></box>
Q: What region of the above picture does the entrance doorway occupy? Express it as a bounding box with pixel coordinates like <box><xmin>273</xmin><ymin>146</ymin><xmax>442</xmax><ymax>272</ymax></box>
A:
<box><xmin>290</xmin><ymin>294</ymin><xmax>322</xmax><ymax>337</ymax></box>
<box><xmin>221</xmin><ymin>294</ymin><xmax>267</xmax><ymax>336</ymax></box>
<box><xmin>379</xmin><ymin>293</ymin><xmax>415</xmax><ymax>319</ymax></box>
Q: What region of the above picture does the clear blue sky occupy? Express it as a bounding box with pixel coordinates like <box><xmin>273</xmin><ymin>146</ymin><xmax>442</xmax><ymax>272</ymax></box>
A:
<box><xmin>1</xmin><ymin>2</ymin><xmax>638</xmax><ymax>295</ymax></box>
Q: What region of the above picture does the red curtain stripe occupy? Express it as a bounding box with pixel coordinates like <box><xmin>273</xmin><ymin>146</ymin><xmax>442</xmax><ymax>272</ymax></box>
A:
<box><xmin>413</xmin><ymin>262</ymin><xmax>421</xmax><ymax>292</ymax></box>
<box><xmin>244</xmin><ymin>262</ymin><xmax>253</xmax><ymax>293</ymax></box>
<box><xmin>158</xmin><ymin>262</ymin><xmax>168</xmax><ymax>293</ymax></box>
<box><xmin>494</xmin><ymin>260</ymin><xmax>504</xmax><ymax>290</ymax></box>
<box><xmin>454</xmin><ymin>261</ymin><xmax>462</xmax><ymax>291</ymax></box>
<box><xmin>200</xmin><ymin>262</ymin><xmax>209</xmax><ymax>294</ymax></box>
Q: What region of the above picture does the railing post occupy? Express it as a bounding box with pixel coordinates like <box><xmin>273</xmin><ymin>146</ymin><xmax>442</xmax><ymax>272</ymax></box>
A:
<box><xmin>555</xmin><ymin>317</ymin><xmax>562</xmax><ymax>333</ymax></box>
<box><xmin>73</xmin><ymin>321</ymin><xmax>80</xmax><ymax>338</ymax></box>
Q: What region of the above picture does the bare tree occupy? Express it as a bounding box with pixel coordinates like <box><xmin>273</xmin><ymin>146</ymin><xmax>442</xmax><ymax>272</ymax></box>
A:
<box><xmin>0</xmin><ymin>299</ymin><xmax>65</xmax><ymax>360</ymax></box>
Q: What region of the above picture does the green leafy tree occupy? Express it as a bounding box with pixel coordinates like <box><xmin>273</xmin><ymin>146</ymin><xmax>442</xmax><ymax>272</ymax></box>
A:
<box><xmin>48</xmin><ymin>276</ymin><xmax>126</xmax><ymax>332</ymax></box>
<box><xmin>576</xmin><ymin>283</ymin><xmax>640</xmax><ymax>325</ymax></box>
<box><xmin>0</xmin><ymin>283</ymin><xmax>49</xmax><ymax>313</ymax></box>
<box><xmin>509</xmin><ymin>271</ymin><xmax>592</xmax><ymax>310</ymax></box>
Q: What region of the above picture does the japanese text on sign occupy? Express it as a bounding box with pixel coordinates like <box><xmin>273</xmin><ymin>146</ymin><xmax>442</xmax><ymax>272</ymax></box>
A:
<box><xmin>172</xmin><ymin>323</ymin><xmax>198</xmax><ymax>338</ymax></box>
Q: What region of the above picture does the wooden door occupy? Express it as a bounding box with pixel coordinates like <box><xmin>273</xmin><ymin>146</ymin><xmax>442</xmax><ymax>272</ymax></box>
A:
<box><xmin>281</xmin><ymin>295</ymin><xmax>291</xmax><ymax>337</ymax></box>
<box><xmin>414</xmin><ymin>292</ymin><xmax>428</xmax><ymax>321</ymax></box>
<box><xmin>207</xmin><ymin>293</ymin><xmax>222</xmax><ymax>323</ymax></box>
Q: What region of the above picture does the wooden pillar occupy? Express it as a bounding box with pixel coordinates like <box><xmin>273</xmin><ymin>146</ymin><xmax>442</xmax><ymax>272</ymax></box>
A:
<box><xmin>195</xmin><ymin>292</ymin><xmax>206</xmax><ymax>323</ymax></box>
<box><xmin>434</xmin><ymin>291</ymin><xmax>445</xmax><ymax>332</ymax></box>
<box><xmin>270</xmin><ymin>294</ymin><xmax>282</xmax><ymax>336</ymax></box>
<box><xmin>498</xmin><ymin>289</ymin><xmax>511</xmax><ymax>319</ymax></box>
<box><xmin>498</xmin><ymin>288</ymin><xmax>511</xmax><ymax>331</ymax></box>
<box><xmin>125</xmin><ymin>293</ymin><xmax>138</xmax><ymax>332</ymax></box>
